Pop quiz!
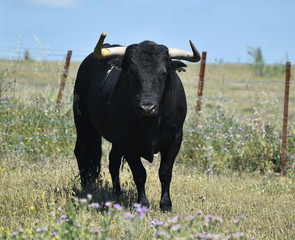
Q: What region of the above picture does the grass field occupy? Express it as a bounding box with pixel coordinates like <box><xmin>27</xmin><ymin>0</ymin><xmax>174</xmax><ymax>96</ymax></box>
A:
<box><xmin>0</xmin><ymin>57</ymin><xmax>295</xmax><ymax>239</ymax></box>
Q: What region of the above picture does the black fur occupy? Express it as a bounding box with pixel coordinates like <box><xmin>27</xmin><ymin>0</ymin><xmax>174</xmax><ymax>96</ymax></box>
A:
<box><xmin>73</xmin><ymin>41</ymin><xmax>187</xmax><ymax>212</ymax></box>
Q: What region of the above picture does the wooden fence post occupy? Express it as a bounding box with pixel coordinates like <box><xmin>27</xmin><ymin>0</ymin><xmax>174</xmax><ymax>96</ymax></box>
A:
<box><xmin>281</xmin><ymin>61</ymin><xmax>291</xmax><ymax>176</ymax></box>
<box><xmin>57</xmin><ymin>50</ymin><xmax>72</xmax><ymax>105</ymax></box>
<box><xmin>196</xmin><ymin>51</ymin><xmax>207</xmax><ymax>113</ymax></box>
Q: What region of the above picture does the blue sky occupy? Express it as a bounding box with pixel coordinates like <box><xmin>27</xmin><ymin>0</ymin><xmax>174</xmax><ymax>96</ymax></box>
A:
<box><xmin>1</xmin><ymin>0</ymin><xmax>294</xmax><ymax>63</ymax></box>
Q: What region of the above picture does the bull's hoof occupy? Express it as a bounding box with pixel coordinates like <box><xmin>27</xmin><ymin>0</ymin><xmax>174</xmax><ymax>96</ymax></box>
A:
<box><xmin>160</xmin><ymin>198</ymin><xmax>172</xmax><ymax>212</ymax></box>
<box><xmin>138</xmin><ymin>197</ymin><xmax>150</xmax><ymax>209</ymax></box>
<box><xmin>160</xmin><ymin>203</ymin><xmax>172</xmax><ymax>213</ymax></box>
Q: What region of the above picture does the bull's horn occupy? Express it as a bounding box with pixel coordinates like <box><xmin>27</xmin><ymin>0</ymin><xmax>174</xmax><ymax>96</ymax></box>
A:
<box><xmin>168</xmin><ymin>40</ymin><xmax>201</xmax><ymax>62</ymax></box>
<box><xmin>94</xmin><ymin>32</ymin><xmax>126</xmax><ymax>59</ymax></box>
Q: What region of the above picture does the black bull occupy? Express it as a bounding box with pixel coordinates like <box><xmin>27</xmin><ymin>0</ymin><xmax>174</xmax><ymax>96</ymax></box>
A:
<box><xmin>73</xmin><ymin>34</ymin><xmax>200</xmax><ymax>211</ymax></box>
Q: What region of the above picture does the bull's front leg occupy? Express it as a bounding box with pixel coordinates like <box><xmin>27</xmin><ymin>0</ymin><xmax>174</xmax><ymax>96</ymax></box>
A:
<box><xmin>126</xmin><ymin>155</ymin><xmax>149</xmax><ymax>208</ymax></box>
<box><xmin>159</xmin><ymin>130</ymin><xmax>183</xmax><ymax>212</ymax></box>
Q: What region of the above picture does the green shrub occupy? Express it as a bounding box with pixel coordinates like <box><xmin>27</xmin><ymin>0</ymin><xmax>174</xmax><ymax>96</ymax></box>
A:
<box><xmin>179</xmin><ymin>106</ymin><xmax>294</xmax><ymax>173</ymax></box>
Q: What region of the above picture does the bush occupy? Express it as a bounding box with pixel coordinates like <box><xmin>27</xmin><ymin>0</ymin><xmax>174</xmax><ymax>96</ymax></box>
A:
<box><xmin>179</xmin><ymin>105</ymin><xmax>294</xmax><ymax>174</ymax></box>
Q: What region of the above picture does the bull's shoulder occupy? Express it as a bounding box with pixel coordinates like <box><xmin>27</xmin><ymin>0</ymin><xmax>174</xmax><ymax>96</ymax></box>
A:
<box><xmin>161</xmin><ymin>72</ymin><xmax>187</xmax><ymax>121</ymax></box>
<box><xmin>165</xmin><ymin>72</ymin><xmax>186</xmax><ymax>103</ymax></box>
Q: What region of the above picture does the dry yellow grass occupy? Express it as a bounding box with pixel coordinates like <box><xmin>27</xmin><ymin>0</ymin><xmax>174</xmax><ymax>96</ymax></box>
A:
<box><xmin>1</xmin><ymin>154</ymin><xmax>295</xmax><ymax>239</ymax></box>
<box><xmin>0</xmin><ymin>59</ymin><xmax>295</xmax><ymax>239</ymax></box>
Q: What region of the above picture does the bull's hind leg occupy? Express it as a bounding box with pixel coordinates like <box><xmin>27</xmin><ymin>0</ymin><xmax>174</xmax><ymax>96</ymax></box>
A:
<box><xmin>74</xmin><ymin>115</ymin><xmax>102</xmax><ymax>187</ymax></box>
<box><xmin>109</xmin><ymin>144</ymin><xmax>123</xmax><ymax>197</ymax></box>
<box><xmin>159</xmin><ymin>130</ymin><xmax>183</xmax><ymax>212</ymax></box>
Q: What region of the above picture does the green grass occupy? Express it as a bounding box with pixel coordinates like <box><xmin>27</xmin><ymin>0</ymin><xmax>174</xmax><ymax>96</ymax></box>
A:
<box><xmin>0</xmin><ymin>58</ymin><xmax>295</xmax><ymax>239</ymax></box>
<box><xmin>181</xmin><ymin>63</ymin><xmax>295</xmax><ymax>123</ymax></box>
<box><xmin>1</xmin><ymin>158</ymin><xmax>295</xmax><ymax>239</ymax></box>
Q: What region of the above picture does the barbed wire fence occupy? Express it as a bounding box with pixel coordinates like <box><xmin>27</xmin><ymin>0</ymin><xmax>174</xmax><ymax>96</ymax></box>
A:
<box><xmin>191</xmin><ymin>52</ymin><xmax>292</xmax><ymax>175</ymax></box>
<box><xmin>0</xmin><ymin>47</ymin><xmax>293</xmax><ymax>173</ymax></box>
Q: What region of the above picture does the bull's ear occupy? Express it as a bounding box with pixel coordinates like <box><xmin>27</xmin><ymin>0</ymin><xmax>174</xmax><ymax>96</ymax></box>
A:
<box><xmin>168</xmin><ymin>61</ymin><xmax>187</xmax><ymax>72</ymax></box>
<box><xmin>108</xmin><ymin>58</ymin><xmax>123</xmax><ymax>70</ymax></box>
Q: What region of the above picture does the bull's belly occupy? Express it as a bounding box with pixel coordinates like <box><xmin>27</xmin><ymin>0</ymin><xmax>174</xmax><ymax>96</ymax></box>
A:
<box><xmin>93</xmin><ymin>121</ymin><xmax>116</xmax><ymax>143</ymax></box>
<box><xmin>88</xmin><ymin>107</ymin><xmax>117</xmax><ymax>143</ymax></box>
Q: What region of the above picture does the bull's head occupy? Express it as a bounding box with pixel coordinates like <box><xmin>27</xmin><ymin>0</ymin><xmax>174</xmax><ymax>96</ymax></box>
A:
<box><xmin>94</xmin><ymin>32</ymin><xmax>200</xmax><ymax>118</ymax></box>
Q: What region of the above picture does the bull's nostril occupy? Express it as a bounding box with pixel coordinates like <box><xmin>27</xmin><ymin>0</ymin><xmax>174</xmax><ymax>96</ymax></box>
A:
<box><xmin>142</xmin><ymin>104</ymin><xmax>154</xmax><ymax>111</ymax></box>
<box><xmin>140</xmin><ymin>104</ymin><xmax>156</xmax><ymax>115</ymax></box>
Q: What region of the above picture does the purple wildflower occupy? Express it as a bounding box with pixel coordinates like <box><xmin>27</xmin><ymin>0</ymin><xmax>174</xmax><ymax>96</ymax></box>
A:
<box><xmin>88</xmin><ymin>202</ymin><xmax>100</xmax><ymax>208</ymax></box>
<box><xmin>79</xmin><ymin>198</ymin><xmax>87</xmax><ymax>204</ymax></box>
<box><xmin>156</xmin><ymin>231</ymin><xmax>170</xmax><ymax>238</ymax></box>
<box><xmin>205</xmin><ymin>214</ymin><xmax>216</xmax><ymax>226</ymax></box>
<box><xmin>136</xmin><ymin>206</ymin><xmax>149</xmax><ymax>218</ymax></box>
<box><xmin>185</xmin><ymin>215</ymin><xmax>195</xmax><ymax>222</ymax></box>
<box><xmin>197</xmin><ymin>233</ymin><xmax>204</xmax><ymax>239</ymax></box>
<box><xmin>123</xmin><ymin>212</ymin><xmax>134</xmax><ymax>220</ymax></box>
<box><xmin>113</xmin><ymin>203</ymin><xmax>123</xmax><ymax>211</ymax></box>
<box><xmin>238</xmin><ymin>127</ymin><xmax>244</xmax><ymax>132</ymax></box>
<box><xmin>87</xmin><ymin>194</ymin><xmax>92</xmax><ymax>200</ymax></box>
<box><xmin>133</xmin><ymin>203</ymin><xmax>141</xmax><ymax>208</ymax></box>
<box><xmin>168</xmin><ymin>216</ymin><xmax>179</xmax><ymax>223</ymax></box>
<box><xmin>200</xmin><ymin>196</ymin><xmax>206</xmax><ymax>202</ymax></box>
<box><xmin>92</xmin><ymin>228</ymin><xmax>100</xmax><ymax>234</ymax></box>
<box><xmin>36</xmin><ymin>227</ymin><xmax>48</xmax><ymax>232</ymax></box>
<box><xmin>232</xmin><ymin>219</ymin><xmax>239</xmax><ymax>224</ymax></box>
<box><xmin>171</xmin><ymin>224</ymin><xmax>181</xmax><ymax>232</ymax></box>
<box><xmin>197</xmin><ymin>210</ymin><xmax>203</xmax><ymax>215</ymax></box>
<box><xmin>105</xmin><ymin>201</ymin><xmax>112</xmax><ymax>207</ymax></box>
<box><xmin>151</xmin><ymin>220</ymin><xmax>164</xmax><ymax>227</ymax></box>
<box><xmin>235</xmin><ymin>232</ymin><xmax>245</xmax><ymax>238</ymax></box>
<box><xmin>52</xmin><ymin>231</ymin><xmax>57</xmax><ymax>237</ymax></box>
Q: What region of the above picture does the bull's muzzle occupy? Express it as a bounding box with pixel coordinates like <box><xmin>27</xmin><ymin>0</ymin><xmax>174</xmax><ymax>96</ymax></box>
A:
<box><xmin>138</xmin><ymin>103</ymin><xmax>156</xmax><ymax>116</ymax></box>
